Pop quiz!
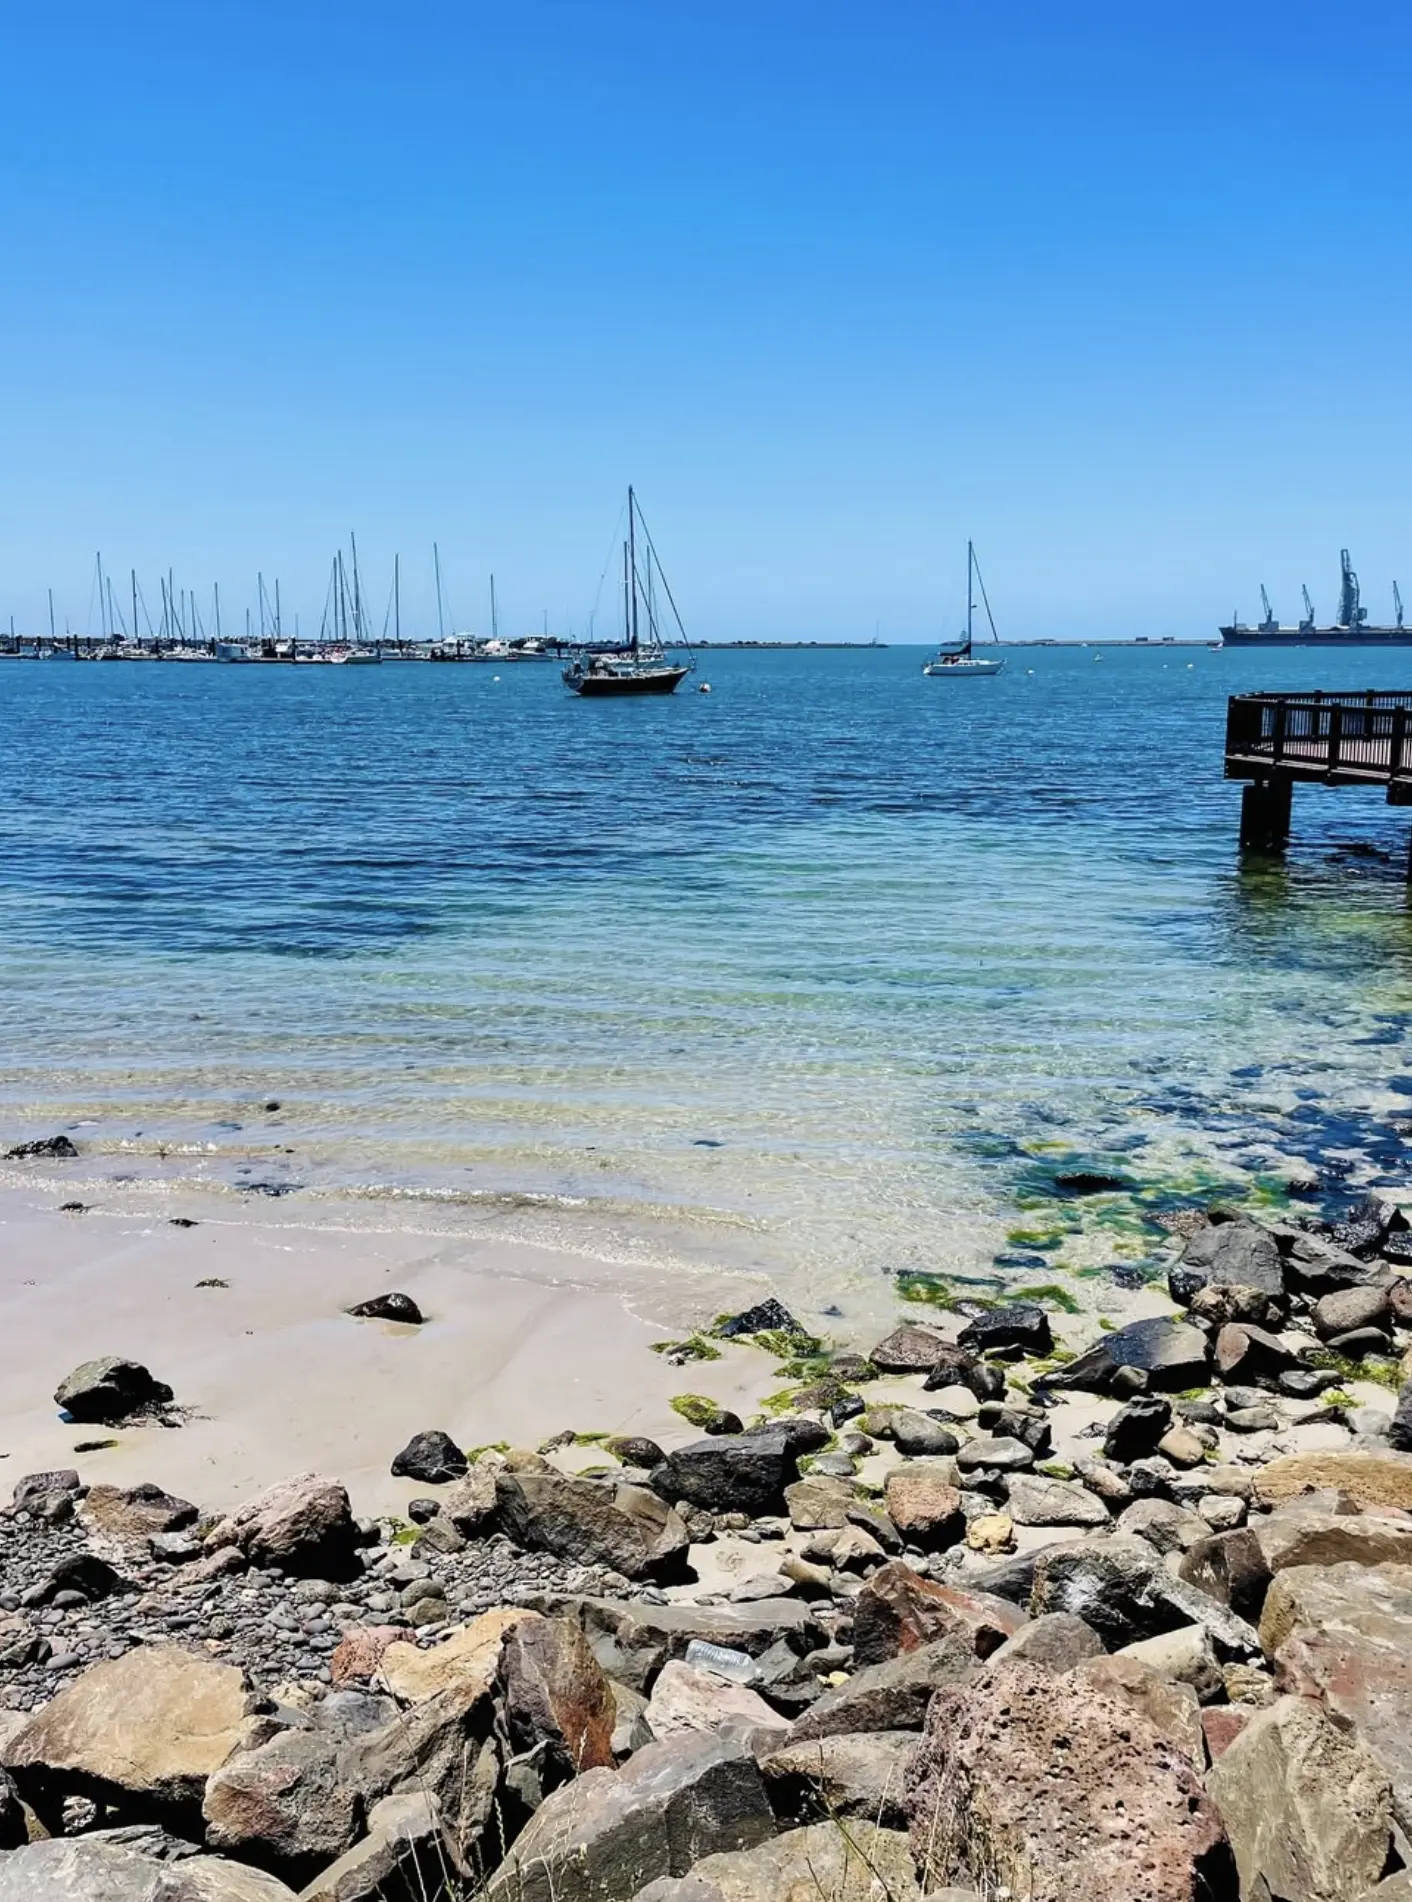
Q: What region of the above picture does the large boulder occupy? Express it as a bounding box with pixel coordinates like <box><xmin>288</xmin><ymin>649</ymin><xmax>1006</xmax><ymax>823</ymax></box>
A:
<box><xmin>0</xmin><ymin>1836</ymin><xmax>297</xmax><ymax>1900</ymax></box>
<box><xmin>1261</xmin><ymin>1562</ymin><xmax>1412</xmax><ymax>1837</ymax></box>
<box><xmin>498</xmin><ymin>1613</ymin><xmax>617</xmax><ymax>1784</ymax></box>
<box><xmin>908</xmin><ymin>1660</ymin><xmax>1227</xmax><ymax>1901</ymax></box>
<box><xmin>485</xmin><ymin>1730</ymin><xmax>776</xmax><ymax>1902</ymax></box>
<box><xmin>1207</xmin><ymin>1694</ymin><xmax>1393</xmax><ymax>1902</ymax></box>
<box><xmin>1178</xmin><ymin>1219</ymin><xmax>1284</xmax><ymax>1298</ymax></box>
<box><xmin>644</xmin><ymin>1663</ymin><xmax>784</xmax><ymax>1745</ymax></box>
<box><xmin>1</xmin><ymin>1646</ymin><xmax>258</xmax><ymax>1830</ymax></box>
<box><xmin>678</xmin><ymin>1820</ymin><xmax>921</xmax><ymax>1901</ymax></box>
<box><xmin>1253</xmin><ymin>1450</ymin><xmax>1412</xmax><ymax>1513</ymax></box>
<box><xmin>439</xmin><ymin>1463</ymin><xmax>500</xmax><ymax>1536</ymax></box>
<box><xmin>1071</xmin><ymin>1655</ymin><xmax>1204</xmax><ymax>1761</ymax></box>
<box><xmin>989</xmin><ymin>1611</ymin><xmax>1106</xmax><ymax>1671</ymax></box>
<box><xmin>202</xmin><ymin>1728</ymin><xmax>363</xmax><ymax>1884</ymax></box>
<box><xmin>389</xmin><ymin>1429</ymin><xmax>467</xmax><ymax>1484</ymax></box>
<box><xmin>1042</xmin><ymin>1318</ymin><xmax>1210</xmax><ymax>1395</ymax></box>
<box><xmin>652</xmin><ymin>1424</ymin><xmax>827</xmax><ymax>1515</ymax></box>
<box><xmin>852</xmin><ymin>1563</ymin><xmax>1024</xmax><ymax>1666</ymax></box>
<box><xmin>54</xmin><ymin>1356</ymin><xmax>172</xmax><ymax>1422</ymax></box>
<box><xmin>496</xmin><ymin>1471</ymin><xmax>688</xmax><ymax>1581</ymax></box>
<box><xmin>203</xmin><ymin>1474</ymin><xmax>360</xmax><ymax>1578</ymax></box>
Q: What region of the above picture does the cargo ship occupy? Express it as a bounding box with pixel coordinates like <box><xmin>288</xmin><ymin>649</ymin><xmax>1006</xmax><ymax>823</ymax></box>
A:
<box><xmin>1220</xmin><ymin>551</ymin><xmax>1412</xmax><ymax>646</ymax></box>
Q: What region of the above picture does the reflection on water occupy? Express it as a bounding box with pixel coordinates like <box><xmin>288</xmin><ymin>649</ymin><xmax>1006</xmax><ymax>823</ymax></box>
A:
<box><xmin>2</xmin><ymin>642</ymin><xmax>1412</xmax><ymax>1324</ymax></box>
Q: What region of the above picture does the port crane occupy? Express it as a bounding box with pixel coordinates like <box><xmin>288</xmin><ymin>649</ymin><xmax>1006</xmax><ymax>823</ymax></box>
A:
<box><xmin>1338</xmin><ymin>549</ymin><xmax>1369</xmax><ymax>628</ymax></box>
<box><xmin>1396</xmin><ymin>582</ymin><xmax>1405</xmax><ymax>630</ymax></box>
<box><xmin>1300</xmin><ymin>585</ymin><xmax>1316</xmax><ymax>632</ymax></box>
<box><xmin>1259</xmin><ymin>586</ymin><xmax>1277</xmax><ymax>632</ymax></box>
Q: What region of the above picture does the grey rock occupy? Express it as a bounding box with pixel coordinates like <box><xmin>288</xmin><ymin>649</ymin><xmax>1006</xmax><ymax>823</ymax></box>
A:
<box><xmin>0</xmin><ymin>1837</ymin><xmax>297</xmax><ymax>1899</ymax></box>
<box><xmin>1180</xmin><ymin>1219</ymin><xmax>1284</xmax><ymax>1298</ymax></box>
<box><xmin>784</xmin><ymin>1634</ymin><xmax>978</xmax><ymax>1741</ymax></box>
<box><xmin>525</xmin><ymin>1595</ymin><xmax>823</xmax><ymax>1694</ymax></box>
<box><xmin>1102</xmin><ymin>1395</ymin><xmax>1173</xmax><ymax>1462</ymax></box>
<box><xmin>653</xmin><ymin>1424</ymin><xmax>827</xmax><ymax>1516</ymax></box>
<box><xmin>890</xmin><ymin>1411</ymin><xmax>959</xmax><ymax>1457</ymax></box>
<box><xmin>486</xmin><ymin>1730</ymin><xmax>776</xmax><ymax>1902</ymax></box>
<box><xmin>203</xmin><ymin>1728</ymin><xmax>362</xmax><ymax>1884</ymax></box>
<box><xmin>389</xmin><ymin>1430</ymin><xmax>468</xmax><ymax>1484</ymax></box>
<box><xmin>757</xmin><ymin>1731</ymin><xmax>916</xmax><ymax>1828</ymax></box>
<box><xmin>987</xmin><ymin>1611</ymin><xmax>1105</xmax><ymax>1671</ymax></box>
<box><xmin>955</xmin><ymin>1303</ymin><xmax>1051</xmax><ymax>1357</ymax></box>
<box><xmin>1004</xmin><ymin>1474</ymin><xmax>1110</xmax><ymax>1528</ymax></box>
<box><xmin>1314</xmin><ymin>1282</ymin><xmax>1394</xmax><ymax>1340</ymax></box>
<box><xmin>954</xmin><ymin>1436</ymin><xmax>1033</xmax><ymax>1476</ymax></box>
<box><xmin>347</xmin><ymin>1291</ymin><xmax>423</xmax><ymax>1324</ymax></box>
<box><xmin>54</xmin><ymin>1357</ymin><xmax>172</xmax><ymax>1423</ymax></box>
<box><xmin>1044</xmin><ymin>1318</ymin><xmax>1210</xmax><ymax>1396</ymax></box>
<box><xmin>497</xmin><ymin>1472</ymin><xmax>689</xmax><ymax>1582</ymax></box>
<box><xmin>299</xmin><ymin>1791</ymin><xmax>464</xmax><ymax>1902</ymax></box>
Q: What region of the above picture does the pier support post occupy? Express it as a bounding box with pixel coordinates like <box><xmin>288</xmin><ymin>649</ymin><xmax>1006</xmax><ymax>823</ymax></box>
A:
<box><xmin>1239</xmin><ymin>776</ymin><xmax>1292</xmax><ymax>853</ymax></box>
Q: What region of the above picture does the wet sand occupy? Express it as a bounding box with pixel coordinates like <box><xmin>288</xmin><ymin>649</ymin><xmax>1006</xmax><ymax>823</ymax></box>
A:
<box><xmin>0</xmin><ymin>1181</ymin><xmax>787</xmax><ymax>1519</ymax></box>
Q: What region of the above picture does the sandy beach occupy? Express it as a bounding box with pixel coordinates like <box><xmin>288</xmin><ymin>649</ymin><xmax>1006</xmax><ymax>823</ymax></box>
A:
<box><xmin>0</xmin><ymin>1178</ymin><xmax>795</xmax><ymax>1519</ymax></box>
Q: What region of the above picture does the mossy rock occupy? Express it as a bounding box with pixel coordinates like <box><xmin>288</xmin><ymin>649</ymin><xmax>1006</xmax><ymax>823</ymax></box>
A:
<box><xmin>670</xmin><ymin>1394</ymin><xmax>740</xmax><ymax>1432</ymax></box>
<box><xmin>649</xmin><ymin>1334</ymin><xmax>722</xmax><ymax>1363</ymax></box>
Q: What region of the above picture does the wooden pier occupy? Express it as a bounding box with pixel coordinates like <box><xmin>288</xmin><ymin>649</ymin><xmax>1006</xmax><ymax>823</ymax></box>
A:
<box><xmin>1225</xmin><ymin>690</ymin><xmax>1412</xmax><ymax>854</ymax></box>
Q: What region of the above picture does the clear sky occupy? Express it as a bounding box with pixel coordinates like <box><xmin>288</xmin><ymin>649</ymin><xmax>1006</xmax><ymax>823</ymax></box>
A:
<box><xmin>2</xmin><ymin>1</ymin><xmax>1410</xmax><ymax>643</ymax></box>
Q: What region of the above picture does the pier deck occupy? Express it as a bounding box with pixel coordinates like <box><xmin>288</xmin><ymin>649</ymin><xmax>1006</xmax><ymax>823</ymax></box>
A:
<box><xmin>1225</xmin><ymin>690</ymin><xmax>1412</xmax><ymax>852</ymax></box>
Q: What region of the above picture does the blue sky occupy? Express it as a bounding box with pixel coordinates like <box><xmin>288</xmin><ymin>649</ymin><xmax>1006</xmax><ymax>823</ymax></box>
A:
<box><xmin>2</xmin><ymin>1</ymin><xmax>1410</xmax><ymax>642</ymax></box>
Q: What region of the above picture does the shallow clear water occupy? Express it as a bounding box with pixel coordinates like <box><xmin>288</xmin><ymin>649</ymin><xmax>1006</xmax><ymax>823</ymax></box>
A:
<box><xmin>5</xmin><ymin>643</ymin><xmax>1412</xmax><ymax>1322</ymax></box>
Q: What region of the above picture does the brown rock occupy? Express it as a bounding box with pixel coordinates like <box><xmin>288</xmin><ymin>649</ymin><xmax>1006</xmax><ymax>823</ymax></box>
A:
<box><xmin>79</xmin><ymin>1481</ymin><xmax>198</xmax><ymax>1545</ymax></box>
<box><xmin>907</xmin><ymin>1660</ymin><xmax>1229</xmax><ymax>1901</ymax></box>
<box><xmin>1314</xmin><ymin>1282</ymin><xmax>1394</xmax><ymax>1339</ymax></box>
<box><xmin>1254</xmin><ymin>1449</ymin><xmax>1412</xmax><ymax>1512</ymax></box>
<box><xmin>1201</xmin><ymin>1705</ymin><xmax>1252</xmax><ymax>1760</ymax></box>
<box><xmin>203</xmin><ymin>1474</ymin><xmax>359</xmax><ymax>1578</ymax></box>
<box><xmin>1264</xmin><ymin>1563</ymin><xmax>1412</xmax><ymax>1837</ymax></box>
<box><xmin>0</xmin><ymin>1645</ymin><xmax>257</xmax><ymax>1828</ymax></box>
<box><xmin>498</xmin><ymin>1613</ymin><xmax>617</xmax><ymax>1783</ymax></box>
<box><xmin>1214</xmin><ymin>1322</ymin><xmax>1297</xmax><ymax>1382</ymax></box>
<box><xmin>783</xmin><ymin>1475</ymin><xmax>857</xmax><ymax>1530</ymax></box>
<box><xmin>881</xmin><ymin>1464</ymin><xmax>964</xmax><ymax>1549</ymax></box>
<box><xmin>869</xmin><ymin>1324</ymin><xmax>949</xmax><ymax>1371</ymax></box>
<box><xmin>378</xmin><ymin>1607</ymin><xmax>532</xmax><ymax>1706</ymax></box>
<box><xmin>1207</xmin><ymin>1694</ymin><xmax>1393</xmax><ymax>1902</ymax></box>
<box><xmin>203</xmin><ymin>1728</ymin><xmax>363</xmax><ymax>1883</ymax></box>
<box><xmin>851</xmin><ymin>1561</ymin><xmax>1024</xmax><ymax>1666</ymax></box>
<box><xmin>1072</xmin><ymin>1655</ymin><xmax>1204</xmax><ymax>1762</ymax></box>
<box><xmin>330</xmin><ymin>1626</ymin><xmax>405</xmax><ymax>1689</ymax></box>
<box><xmin>438</xmin><ymin>1464</ymin><xmax>499</xmax><ymax>1537</ymax></box>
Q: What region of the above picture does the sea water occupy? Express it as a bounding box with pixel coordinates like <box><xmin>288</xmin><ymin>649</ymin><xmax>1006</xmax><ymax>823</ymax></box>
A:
<box><xmin>4</xmin><ymin>643</ymin><xmax>1412</xmax><ymax>1324</ymax></box>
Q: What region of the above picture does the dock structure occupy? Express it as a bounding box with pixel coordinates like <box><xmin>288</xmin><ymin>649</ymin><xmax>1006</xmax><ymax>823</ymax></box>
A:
<box><xmin>1225</xmin><ymin>690</ymin><xmax>1412</xmax><ymax>855</ymax></box>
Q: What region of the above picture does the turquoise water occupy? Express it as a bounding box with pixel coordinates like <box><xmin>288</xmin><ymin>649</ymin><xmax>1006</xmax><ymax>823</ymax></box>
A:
<box><xmin>4</xmin><ymin>644</ymin><xmax>1412</xmax><ymax>1321</ymax></box>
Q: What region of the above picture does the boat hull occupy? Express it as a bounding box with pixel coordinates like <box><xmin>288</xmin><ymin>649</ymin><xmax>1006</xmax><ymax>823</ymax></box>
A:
<box><xmin>923</xmin><ymin>658</ymin><xmax>1005</xmax><ymax>677</ymax></box>
<box><xmin>566</xmin><ymin>664</ymin><xmax>690</xmax><ymax>696</ymax></box>
<box><xmin>1220</xmin><ymin>626</ymin><xmax>1412</xmax><ymax>646</ymax></box>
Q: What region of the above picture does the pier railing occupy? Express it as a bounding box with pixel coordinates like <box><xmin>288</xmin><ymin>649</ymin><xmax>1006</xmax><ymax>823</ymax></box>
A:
<box><xmin>1225</xmin><ymin>691</ymin><xmax>1412</xmax><ymax>796</ymax></box>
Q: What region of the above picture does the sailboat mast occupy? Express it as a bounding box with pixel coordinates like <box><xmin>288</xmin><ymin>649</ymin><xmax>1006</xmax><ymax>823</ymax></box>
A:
<box><xmin>394</xmin><ymin>554</ymin><xmax>400</xmax><ymax>647</ymax></box>
<box><xmin>490</xmin><ymin>573</ymin><xmax>498</xmax><ymax>642</ymax></box>
<box><xmin>214</xmin><ymin>582</ymin><xmax>222</xmax><ymax>641</ymax></box>
<box><xmin>350</xmin><ymin>534</ymin><xmax>362</xmax><ymax>643</ymax></box>
<box><xmin>48</xmin><ymin>588</ymin><xmax>55</xmax><ymax>643</ymax></box>
<box><xmin>131</xmin><ymin>571</ymin><xmax>138</xmax><ymax>648</ymax></box>
<box><xmin>622</xmin><ymin>540</ymin><xmax>631</xmax><ymax>645</ymax></box>
<box><xmin>96</xmin><ymin>552</ymin><xmax>107</xmax><ymax>640</ymax></box>
<box><xmin>433</xmin><ymin>543</ymin><xmax>446</xmax><ymax>643</ymax></box>
<box><xmin>275</xmin><ymin>578</ymin><xmax>282</xmax><ymax>640</ymax></box>
<box><xmin>967</xmin><ymin>540</ymin><xmax>974</xmax><ymax>649</ymax></box>
<box><xmin>628</xmin><ymin>487</ymin><xmax>640</xmax><ymax>651</ymax></box>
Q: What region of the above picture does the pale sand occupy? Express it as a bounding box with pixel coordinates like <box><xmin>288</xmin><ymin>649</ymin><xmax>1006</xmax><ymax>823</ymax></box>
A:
<box><xmin>0</xmin><ymin>1183</ymin><xmax>787</xmax><ymax>1520</ymax></box>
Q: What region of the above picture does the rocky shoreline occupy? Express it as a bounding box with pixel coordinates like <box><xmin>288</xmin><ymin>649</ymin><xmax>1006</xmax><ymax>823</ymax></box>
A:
<box><xmin>3</xmin><ymin>1198</ymin><xmax>1412</xmax><ymax>1897</ymax></box>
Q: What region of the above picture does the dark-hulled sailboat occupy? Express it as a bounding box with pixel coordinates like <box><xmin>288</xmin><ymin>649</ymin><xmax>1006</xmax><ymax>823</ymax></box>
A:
<box><xmin>563</xmin><ymin>488</ymin><xmax>694</xmax><ymax>696</ymax></box>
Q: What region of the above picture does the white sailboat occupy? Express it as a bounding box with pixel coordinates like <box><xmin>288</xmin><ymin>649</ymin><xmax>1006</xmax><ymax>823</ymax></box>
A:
<box><xmin>923</xmin><ymin>541</ymin><xmax>1006</xmax><ymax>677</ymax></box>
